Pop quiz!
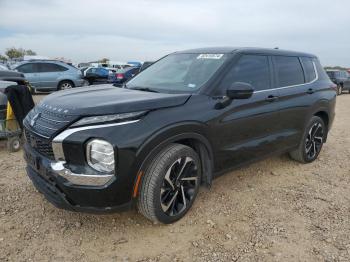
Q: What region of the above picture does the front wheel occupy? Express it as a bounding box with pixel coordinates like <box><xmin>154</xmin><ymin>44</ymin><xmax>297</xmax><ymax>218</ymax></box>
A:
<box><xmin>137</xmin><ymin>144</ymin><xmax>201</xmax><ymax>224</ymax></box>
<box><xmin>289</xmin><ymin>116</ymin><xmax>326</xmax><ymax>163</ymax></box>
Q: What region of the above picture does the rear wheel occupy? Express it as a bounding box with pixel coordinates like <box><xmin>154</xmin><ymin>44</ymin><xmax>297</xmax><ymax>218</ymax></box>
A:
<box><xmin>289</xmin><ymin>116</ymin><xmax>326</xmax><ymax>163</ymax></box>
<box><xmin>337</xmin><ymin>85</ymin><xmax>343</xmax><ymax>95</ymax></box>
<box><xmin>58</xmin><ymin>80</ymin><xmax>74</xmax><ymax>90</ymax></box>
<box><xmin>137</xmin><ymin>144</ymin><xmax>201</xmax><ymax>224</ymax></box>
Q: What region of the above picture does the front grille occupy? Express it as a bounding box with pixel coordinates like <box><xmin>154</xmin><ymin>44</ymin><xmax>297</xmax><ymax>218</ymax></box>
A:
<box><xmin>24</xmin><ymin>106</ymin><xmax>76</xmax><ymax>138</ymax></box>
<box><xmin>24</xmin><ymin>128</ymin><xmax>55</xmax><ymax>159</ymax></box>
<box><xmin>23</xmin><ymin>105</ymin><xmax>78</xmax><ymax>159</ymax></box>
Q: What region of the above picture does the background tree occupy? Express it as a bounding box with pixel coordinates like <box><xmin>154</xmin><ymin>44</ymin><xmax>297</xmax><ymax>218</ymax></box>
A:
<box><xmin>0</xmin><ymin>54</ymin><xmax>7</xmax><ymax>62</ymax></box>
<box><xmin>5</xmin><ymin>47</ymin><xmax>37</xmax><ymax>59</ymax></box>
<box><xmin>25</xmin><ymin>49</ymin><xmax>37</xmax><ymax>56</ymax></box>
<box><xmin>100</xmin><ymin>58</ymin><xmax>109</xmax><ymax>64</ymax></box>
<box><xmin>5</xmin><ymin>47</ymin><xmax>26</xmax><ymax>59</ymax></box>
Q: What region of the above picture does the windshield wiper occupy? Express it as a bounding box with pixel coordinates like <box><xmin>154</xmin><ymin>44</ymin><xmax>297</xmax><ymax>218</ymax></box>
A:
<box><xmin>131</xmin><ymin>87</ymin><xmax>159</xmax><ymax>93</ymax></box>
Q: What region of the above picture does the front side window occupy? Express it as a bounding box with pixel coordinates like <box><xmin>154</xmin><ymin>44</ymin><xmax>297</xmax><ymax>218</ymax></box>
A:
<box><xmin>274</xmin><ymin>56</ymin><xmax>305</xmax><ymax>87</ymax></box>
<box><xmin>127</xmin><ymin>53</ymin><xmax>228</xmax><ymax>93</ymax></box>
<box><xmin>300</xmin><ymin>57</ymin><xmax>316</xmax><ymax>82</ymax></box>
<box><xmin>219</xmin><ymin>55</ymin><xmax>271</xmax><ymax>92</ymax></box>
<box><xmin>17</xmin><ymin>63</ymin><xmax>39</xmax><ymax>73</ymax></box>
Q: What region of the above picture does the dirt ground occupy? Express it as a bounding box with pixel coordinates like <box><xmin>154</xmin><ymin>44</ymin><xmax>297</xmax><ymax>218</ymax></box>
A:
<box><xmin>0</xmin><ymin>94</ymin><xmax>349</xmax><ymax>262</ymax></box>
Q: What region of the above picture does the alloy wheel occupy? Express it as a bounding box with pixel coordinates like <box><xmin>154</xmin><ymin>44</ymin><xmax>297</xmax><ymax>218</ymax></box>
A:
<box><xmin>305</xmin><ymin>122</ymin><xmax>324</xmax><ymax>159</ymax></box>
<box><xmin>61</xmin><ymin>83</ymin><xmax>72</xmax><ymax>90</ymax></box>
<box><xmin>160</xmin><ymin>156</ymin><xmax>199</xmax><ymax>216</ymax></box>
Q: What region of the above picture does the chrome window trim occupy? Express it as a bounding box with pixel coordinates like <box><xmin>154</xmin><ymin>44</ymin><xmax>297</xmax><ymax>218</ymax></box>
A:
<box><xmin>254</xmin><ymin>61</ymin><xmax>318</xmax><ymax>94</ymax></box>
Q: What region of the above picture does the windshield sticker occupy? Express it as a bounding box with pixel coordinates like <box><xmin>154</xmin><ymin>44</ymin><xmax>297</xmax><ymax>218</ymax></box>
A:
<box><xmin>197</xmin><ymin>54</ymin><xmax>224</xmax><ymax>59</ymax></box>
<box><xmin>188</xmin><ymin>83</ymin><xmax>196</xmax><ymax>88</ymax></box>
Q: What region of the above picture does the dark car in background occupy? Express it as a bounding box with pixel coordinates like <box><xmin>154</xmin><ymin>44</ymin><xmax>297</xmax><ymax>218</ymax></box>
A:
<box><xmin>83</xmin><ymin>67</ymin><xmax>110</xmax><ymax>85</ymax></box>
<box><xmin>23</xmin><ymin>47</ymin><xmax>336</xmax><ymax>224</ymax></box>
<box><xmin>326</xmin><ymin>70</ymin><xmax>350</xmax><ymax>94</ymax></box>
<box><xmin>14</xmin><ymin>60</ymin><xmax>85</xmax><ymax>92</ymax></box>
<box><xmin>111</xmin><ymin>66</ymin><xmax>140</xmax><ymax>86</ymax></box>
<box><xmin>139</xmin><ymin>61</ymin><xmax>153</xmax><ymax>72</ymax></box>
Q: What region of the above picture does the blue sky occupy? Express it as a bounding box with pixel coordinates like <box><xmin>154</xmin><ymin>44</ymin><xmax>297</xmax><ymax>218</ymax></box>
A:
<box><xmin>0</xmin><ymin>0</ymin><xmax>349</xmax><ymax>66</ymax></box>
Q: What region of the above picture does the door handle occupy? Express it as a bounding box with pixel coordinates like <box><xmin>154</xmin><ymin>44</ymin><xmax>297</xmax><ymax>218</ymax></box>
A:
<box><xmin>265</xmin><ymin>95</ymin><xmax>279</xmax><ymax>102</ymax></box>
<box><xmin>306</xmin><ymin>88</ymin><xmax>314</xmax><ymax>94</ymax></box>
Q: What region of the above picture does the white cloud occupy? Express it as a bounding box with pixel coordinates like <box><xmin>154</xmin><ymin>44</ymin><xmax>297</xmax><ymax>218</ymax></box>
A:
<box><xmin>0</xmin><ymin>0</ymin><xmax>349</xmax><ymax>66</ymax></box>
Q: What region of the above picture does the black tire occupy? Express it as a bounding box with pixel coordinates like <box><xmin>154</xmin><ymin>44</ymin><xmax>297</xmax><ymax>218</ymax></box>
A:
<box><xmin>289</xmin><ymin>116</ymin><xmax>326</xmax><ymax>163</ymax></box>
<box><xmin>7</xmin><ymin>136</ymin><xmax>21</xmax><ymax>152</ymax></box>
<box><xmin>137</xmin><ymin>144</ymin><xmax>201</xmax><ymax>224</ymax></box>
<box><xmin>58</xmin><ymin>80</ymin><xmax>74</xmax><ymax>90</ymax></box>
<box><xmin>337</xmin><ymin>85</ymin><xmax>342</xmax><ymax>95</ymax></box>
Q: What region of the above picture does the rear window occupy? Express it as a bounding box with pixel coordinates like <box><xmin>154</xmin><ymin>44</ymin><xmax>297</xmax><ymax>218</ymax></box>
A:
<box><xmin>300</xmin><ymin>57</ymin><xmax>316</xmax><ymax>82</ymax></box>
<box><xmin>274</xmin><ymin>56</ymin><xmax>305</xmax><ymax>87</ymax></box>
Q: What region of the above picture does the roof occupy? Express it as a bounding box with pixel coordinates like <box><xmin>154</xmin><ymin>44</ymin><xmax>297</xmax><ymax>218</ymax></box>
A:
<box><xmin>176</xmin><ymin>47</ymin><xmax>316</xmax><ymax>57</ymax></box>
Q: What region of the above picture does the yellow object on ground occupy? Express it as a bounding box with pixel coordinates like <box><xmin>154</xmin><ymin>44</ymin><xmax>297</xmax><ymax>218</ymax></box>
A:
<box><xmin>6</xmin><ymin>102</ymin><xmax>18</xmax><ymax>131</ymax></box>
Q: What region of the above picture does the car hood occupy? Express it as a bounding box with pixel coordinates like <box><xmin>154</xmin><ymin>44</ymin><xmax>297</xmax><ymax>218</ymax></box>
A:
<box><xmin>38</xmin><ymin>85</ymin><xmax>191</xmax><ymax>116</ymax></box>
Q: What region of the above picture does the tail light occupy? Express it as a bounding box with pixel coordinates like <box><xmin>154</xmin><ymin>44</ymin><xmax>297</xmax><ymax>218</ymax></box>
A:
<box><xmin>116</xmin><ymin>73</ymin><xmax>124</xmax><ymax>80</ymax></box>
<box><xmin>330</xmin><ymin>84</ymin><xmax>337</xmax><ymax>92</ymax></box>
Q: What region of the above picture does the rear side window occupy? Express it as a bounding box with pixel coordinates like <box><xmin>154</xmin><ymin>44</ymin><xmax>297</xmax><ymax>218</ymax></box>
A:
<box><xmin>274</xmin><ymin>56</ymin><xmax>304</xmax><ymax>87</ymax></box>
<box><xmin>220</xmin><ymin>55</ymin><xmax>270</xmax><ymax>92</ymax></box>
<box><xmin>39</xmin><ymin>63</ymin><xmax>68</xmax><ymax>73</ymax></box>
<box><xmin>300</xmin><ymin>57</ymin><xmax>316</xmax><ymax>82</ymax></box>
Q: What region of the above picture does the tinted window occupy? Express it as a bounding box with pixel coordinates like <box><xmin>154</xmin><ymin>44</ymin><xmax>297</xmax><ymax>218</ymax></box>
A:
<box><xmin>220</xmin><ymin>55</ymin><xmax>270</xmax><ymax>92</ymax></box>
<box><xmin>300</xmin><ymin>57</ymin><xmax>316</xmax><ymax>82</ymax></box>
<box><xmin>274</xmin><ymin>56</ymin><xmax>304</xmax><ymax>87</ymax></box>
<box><xmin>39</xmin><ymin>63</ymin><xmax>68</xmax><ymax>72</ymax></box>
<box><xmin>17</xmin><ymin>63</ymin><xmax>39</xmax><ymax>73</ymax></box>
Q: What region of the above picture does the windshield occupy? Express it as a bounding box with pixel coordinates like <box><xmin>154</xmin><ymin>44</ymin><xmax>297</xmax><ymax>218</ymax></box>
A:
<box><xmin>126</xmin><ymin>53</ymin><xmax>228</xmax><ymax>92</ymax></box>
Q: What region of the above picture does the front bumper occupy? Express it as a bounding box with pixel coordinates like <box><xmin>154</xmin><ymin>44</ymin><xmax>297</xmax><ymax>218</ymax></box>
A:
<box><xmin>24</xmin><ymin>143</ymin><xmax>133</xmax><ymax>213</ymax></box>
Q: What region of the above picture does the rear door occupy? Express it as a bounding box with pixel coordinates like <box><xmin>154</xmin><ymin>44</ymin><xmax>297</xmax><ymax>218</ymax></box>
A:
<box><xmin>273</xmin><ymin>56</ymin><xmax>316</xmax><ymax>148</ymax></box>
<box><xmin>37</xmin><ymin>63</ymin><xmax>68</xmax><ymax>88</ymax></box>
<box><xmin>16</xmin><ymin>63</ymin><xmax>41</xmax><ymax>88</ymax></box>
<box><xmin>211</xmin><ymin>54</ymin><xmax>282</xmax><ymax>171</ymax></box>
<box><xmin>343</xmin><ymin>71</ymin><xmax>350</xmax><ymax>89</ymax></box>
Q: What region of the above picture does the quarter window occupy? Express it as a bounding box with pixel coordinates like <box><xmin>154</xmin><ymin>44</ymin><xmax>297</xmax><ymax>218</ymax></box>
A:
<box><xmin>274</xmin><ymin>56</ymin><xmax>304</xmax><ymax>87</ymax></box>
<box><xmin>300</xmin><ymin>57</ymin><xmax>316</xmax><ymax>82</ymax></box>
<box><xmin>220</xmin><ymin>55</ymin><xmax>270</xmax><ymax>92</ymax></box>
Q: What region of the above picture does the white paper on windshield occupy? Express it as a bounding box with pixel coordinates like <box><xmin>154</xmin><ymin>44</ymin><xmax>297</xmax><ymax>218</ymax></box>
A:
<box><xmin>197</xmin><ymin>54</ymin><xmax>224</xmax><ymax>59</ymax></box>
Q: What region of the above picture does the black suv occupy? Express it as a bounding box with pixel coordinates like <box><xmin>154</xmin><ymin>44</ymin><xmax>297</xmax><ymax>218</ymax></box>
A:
<box><xmin>23</xmin><ymin>47</ymin><xmax>336</xmax><ymax>224</ymax></box>
<box><xmin>326</xmin><ymin>70</ymin><xmax>350</xmax><ymax>95</ymax></box>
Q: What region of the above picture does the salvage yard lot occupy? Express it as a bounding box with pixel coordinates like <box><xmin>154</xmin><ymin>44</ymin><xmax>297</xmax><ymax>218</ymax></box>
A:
<box><xmin>0</xmin><ymin>94</ymin><xmax>349</xmax><ymax>262</ymax></box>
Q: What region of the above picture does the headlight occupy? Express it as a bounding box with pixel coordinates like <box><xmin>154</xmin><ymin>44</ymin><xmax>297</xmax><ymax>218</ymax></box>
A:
<box><xmin>86</xmin><ymin>139</ymin><xmax>115</xmax><ymax>173</ymax></box>
<box><xmin>71</xmin><ymin>111</ymin><xmax>147</xmax><ymax>127</ymax></box>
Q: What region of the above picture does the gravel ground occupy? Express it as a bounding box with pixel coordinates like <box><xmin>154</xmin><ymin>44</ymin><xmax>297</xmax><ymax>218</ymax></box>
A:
<box><xmin>0</xmin><ymin>94</ymin><xmax>349</xmax><ymax>262</ymax></box>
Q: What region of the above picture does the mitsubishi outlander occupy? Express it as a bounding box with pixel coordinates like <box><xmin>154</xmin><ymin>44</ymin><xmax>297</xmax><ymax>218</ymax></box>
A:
<box><xmin>23</xmin><ymin>47</ymin><xmax>336</xmax><ymax>224</ymax></box>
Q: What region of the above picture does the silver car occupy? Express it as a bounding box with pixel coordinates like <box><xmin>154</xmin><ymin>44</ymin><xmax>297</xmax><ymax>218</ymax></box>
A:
<box><xmin>14</xmin><ymin>60</ymin><xmax>85</xmax><ymax>92</ymax></box>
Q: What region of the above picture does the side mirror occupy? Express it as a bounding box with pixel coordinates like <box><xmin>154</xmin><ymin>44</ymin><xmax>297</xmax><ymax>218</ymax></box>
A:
<box><xmin>226</xmin><ymin>82</ymin><xmax>254</xmax><ymax>99</ymax></box>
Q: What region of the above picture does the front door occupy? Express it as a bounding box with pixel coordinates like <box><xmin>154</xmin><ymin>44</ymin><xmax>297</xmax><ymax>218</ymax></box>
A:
<box><xmin>16</xmin><ymin>63</ymin><xmax>41</xmax><ymax>88</ymax></box>
<box><xmin>210</xmin><ymin>54</ymin><xmax>282</xmax><ymax>172</ymax></box>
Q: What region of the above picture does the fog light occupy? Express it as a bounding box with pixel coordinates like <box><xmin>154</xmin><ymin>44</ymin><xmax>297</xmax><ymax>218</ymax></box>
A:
<box><xmin>86</xmin><ymin>139</ymin><xmax>115</xmax><ymax>173</ymax></box>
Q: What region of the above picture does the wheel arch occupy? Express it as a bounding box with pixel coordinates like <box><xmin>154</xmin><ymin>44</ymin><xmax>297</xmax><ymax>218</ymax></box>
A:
<box><xmin>313</xmin><ymin>110</ymin><xmax>329</xmax><ymax>142</ymax></box>
<box><xmin>133</xmin><ymin>123</ymin><xmax>215</xmax><ymax>198</ymax></box>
